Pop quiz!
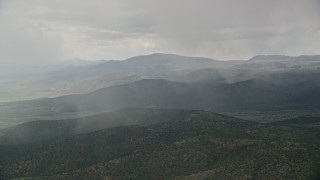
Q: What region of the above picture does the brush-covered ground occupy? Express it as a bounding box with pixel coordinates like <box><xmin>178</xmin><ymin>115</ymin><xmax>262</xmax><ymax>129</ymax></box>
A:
<box><xmin>1</xmin><ymin>109</ymin><xmax>319</xmax><ymax>180</ymax></box>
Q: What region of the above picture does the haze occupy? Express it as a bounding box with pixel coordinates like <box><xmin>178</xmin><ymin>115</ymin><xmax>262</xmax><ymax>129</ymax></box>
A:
<box><xmin>0</xmin><ymin>0</ymin><xmax>319</xmax><ymax>65</ymax></box>
<box><xmin>1</xmin><ymin>1</ymin><xmax>320</xmax><ymax>179</ymax></box>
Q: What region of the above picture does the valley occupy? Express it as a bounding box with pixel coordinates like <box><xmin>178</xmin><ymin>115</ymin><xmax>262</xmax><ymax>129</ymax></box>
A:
<box><xmin>1</xmin><ymin>54</ymin><xmax>320</xmax><ymax>179</ymax></box>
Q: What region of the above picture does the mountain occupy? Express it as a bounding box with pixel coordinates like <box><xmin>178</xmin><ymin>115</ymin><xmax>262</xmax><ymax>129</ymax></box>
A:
<box><xmin>271</xmin><ymin>116</ymin><xmax>320</xmax><ymax>126</ymax></box>
<box><xmin>2</xmin><ymin>53</ymin><xmax>320</xmax><ymax>103</ymax></box>
<box><xmin>1</xmin><ymin>109</ymin><xmax>319</xmax><ymax>179</ymax></box>
<box><xmin>2</xmin><ymin>77</ymin><xmax>320</xmax><ymax>128</ymax></box>
<box><xmin>0</xmin><ymin>108</ymin><xmax>201</xmax><ymax>144</ymax></box>
<box><xmin>0</xmin><ymin>53</ymin><xmax>240</xmax><ymax>103</ymax></box>
<box><xmin>256</xmin><ymin>70</ymin><xmax>320</xmax><ymax>86</ymax></box>
<box><xmin>175</xmin><ymin>68</ymin><xmax>227</xmax><ymax>83</ymax></box>
<box><xmin>40</xmin><ymin>54</ymin><xmax>320</xmax><ymax>89</ymax></box>
<box><xmin>27</xmin><ymin>78</ymin><xmax>320</xmax><ymax>111</ymax></box>
<box><xmin>249</xmin><ymin>55</ymin><xmax>294</xmax><ymax>62</ymax></box>
<box><xmin>46</xmin><ymin>53</ymin><xmax>239</xmax><ymax>79</ymax></box>
<box><xmin>249</xmin><ymin>55</ymin><xmax>320</xmax><ymax>62</ymax></box>
<box><xmin>229</xmin><ymin>55</ymin><xmax>320</xmax><ymax>75</ymax></box>
<box><xmin>2</xmin><ymin>53</ymin><xmax>320</xmax><ymax>130</ymax></box>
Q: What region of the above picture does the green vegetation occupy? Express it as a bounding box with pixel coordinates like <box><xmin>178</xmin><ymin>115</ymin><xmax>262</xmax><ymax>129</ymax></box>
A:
<box><xmin>224</xmin><ymin>109</ymin><xmax>320</xmax><ymax>123</ymax></box>
<box><xmin>0</xmin><ymin>108</ymin><xmax>205</xmax><ymax>144</ymax></box>
<box><xmin>1</xmin><ymin>109</ymin><xmax>319</xmax><ymax>179</ymax></box>
<box><xmin>2</xmin><ymin>77</ymin><xmax>320</xmax><ymax>130</ymax></box>
<box><xmin>271</xmin><ymin>116</ymin><xmax>320</xmax><ymax>126</ymax></box>
<box><xmin>1</xmin><ymin>54</ymin><xmax>320</xmax><ymax>179</ymax></box>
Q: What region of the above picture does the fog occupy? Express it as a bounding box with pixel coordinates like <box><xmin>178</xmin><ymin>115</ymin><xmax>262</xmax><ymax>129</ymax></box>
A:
<box><xmin>1</xmin><ymin>0</ymin><xmax>320</xmax><ymax>141</ymax></box>
<box><xmin>0</xmin><ymin>0</ymin><xmax>319</xmax><ymax>65</ymax></box>
<box><xmin>1</xmin><ymin>1</ymin><xmax>320</xmax><ymax>178</ymax></box>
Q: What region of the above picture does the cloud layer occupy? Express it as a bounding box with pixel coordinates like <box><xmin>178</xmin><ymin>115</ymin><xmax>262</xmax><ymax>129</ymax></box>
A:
<box><xmin>1</xmin><ymin>0</ymin><xmax>319</xmax><ymax>64</ymax></box>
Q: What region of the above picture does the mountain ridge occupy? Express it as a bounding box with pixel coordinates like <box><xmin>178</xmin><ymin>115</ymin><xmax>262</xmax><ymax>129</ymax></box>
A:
<box><xmin>1</xmin><ymin>108</ymin><xmax>319</xmax><ymax>179</ymax></box>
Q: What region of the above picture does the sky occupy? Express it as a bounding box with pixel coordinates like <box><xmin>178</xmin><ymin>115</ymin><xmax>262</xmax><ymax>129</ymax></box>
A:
<box><xmin>0</xmin><ymin>0</ymin><xmax>320</xmax><ymax>65</ymax></box>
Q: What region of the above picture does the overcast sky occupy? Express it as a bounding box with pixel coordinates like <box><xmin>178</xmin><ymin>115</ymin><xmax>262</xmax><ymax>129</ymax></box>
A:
<box><xmin>0</xmin><ymin>0</ymin><xmax>319</xmax><ymax>64</ymax></box>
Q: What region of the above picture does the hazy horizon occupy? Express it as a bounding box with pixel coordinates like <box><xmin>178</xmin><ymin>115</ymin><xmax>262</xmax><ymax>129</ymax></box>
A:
<box><xmin>1</xmin><ymin>1</ymin><xmax>320</xmax><ymax>178</ymax></box>
<box><xmin>1</xmin><ymin>0</ymin><xmax>319</xmax><ymax>65</ymax></box>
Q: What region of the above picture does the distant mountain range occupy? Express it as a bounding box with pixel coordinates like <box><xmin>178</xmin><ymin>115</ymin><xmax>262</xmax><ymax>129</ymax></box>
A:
<box><xmin>43</xmin><ymin>78</ymin><xmax>319</xmax><ymax>111</ymax></box>
<box><xmin>249</xmin><ymin>55</ymin><xmax>320</xmax><ymax>62</ymax></box>
<box><xmin>2</xmin><ymin>53</ymin><xmax>320</xmax><ymax>179</ymax></box>
<box><xmin>1</xmin><ymin>53</ymin><xmax>320</xmax><ymax>102</ymax></box>
<box><xmin>1</xmin><ymin>53</ymin><xmax>320</xmax><ymax>128</ymax></box>
<box><xmin>0</xmin><ymin>53</ymin><xmax>320</xmax><ymax>128</ymax></box>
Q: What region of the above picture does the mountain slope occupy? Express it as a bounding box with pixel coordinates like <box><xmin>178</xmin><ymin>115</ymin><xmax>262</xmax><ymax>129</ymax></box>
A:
<box><xmin>2</xmin><ymin>53</ymin><xmax>320</xmax><ymax>103</ymax></box>
<box><xmin>1</xmin><ymin>109</ymin><xmax>319</xmax><ymax>179</ymax></box>
<box><xmin>45</xmin><ymin>53</ymin><xmax>235</xmax><ymax>79</ymax></box>
<box><xmin>0</xmin><ymin>108</ymin><xmax>202</xmax><ymax>144</ymax></box>
<box><xmin>2</xmin><ymin>77</ymin><xmax>320</xmax><ymax>128</ymax></box>
<box><xmin>0</xmin><ymin>53</ymin><xmax>228</xmax><ymax>102</ymax></box>
<box><xmin>271</xmin><ymin>116</ymin><xmax>320</xmax><ymax>126</ymax></box>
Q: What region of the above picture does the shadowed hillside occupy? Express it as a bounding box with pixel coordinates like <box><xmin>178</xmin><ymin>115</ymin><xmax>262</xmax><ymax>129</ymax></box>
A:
<box><xmin>2</xmin><ymin>78</ymin><xmax>320</xmax><ymax>120</ymax></box>
<box><xmin>0</xmin><ymin>108</ymin><xmax>204</xmax><ymax>144</ymax></box>
<box><xmin>1</xmin><ymin>109</ymin><xmax>320</xmax><ymax>179</ymax></box>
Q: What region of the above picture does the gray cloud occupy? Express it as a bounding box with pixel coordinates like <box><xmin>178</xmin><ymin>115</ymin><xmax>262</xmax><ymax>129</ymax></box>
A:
<box><xmin>0</xmin><ymin>0</ymin><xmax>319</xmax><ymax>64</ymax></box>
